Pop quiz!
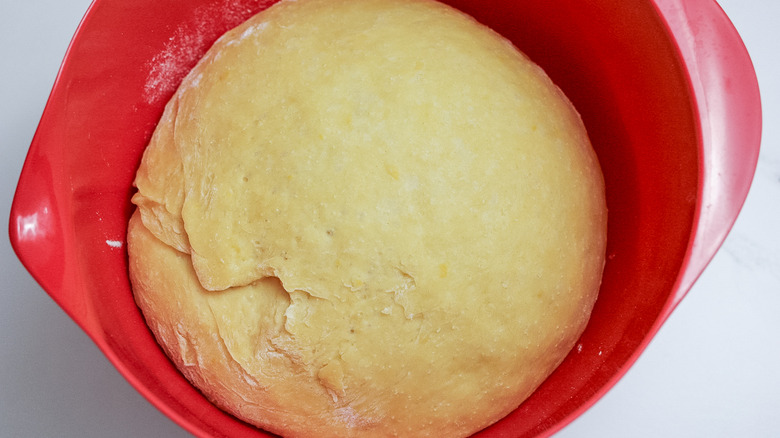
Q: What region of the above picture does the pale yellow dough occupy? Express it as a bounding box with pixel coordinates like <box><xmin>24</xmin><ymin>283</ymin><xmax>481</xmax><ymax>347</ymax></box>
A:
<box><xmin>128</xmin><ymin>0</ymin><xmax>608</xmax><ymax>436</ymax></box>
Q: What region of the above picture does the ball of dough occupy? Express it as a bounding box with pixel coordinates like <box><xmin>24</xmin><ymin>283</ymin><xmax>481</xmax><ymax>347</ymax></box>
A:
<box><xmin>128</xmin><ymin>0</ymin><xmax>607</xmax><ymax>436</ymax></box>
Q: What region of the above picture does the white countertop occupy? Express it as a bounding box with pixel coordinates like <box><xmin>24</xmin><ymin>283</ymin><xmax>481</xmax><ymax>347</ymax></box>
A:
<box><xmin>1</xmin><ymin>1</ymin><xmax>777</xmax><ymax>437</ymax></box>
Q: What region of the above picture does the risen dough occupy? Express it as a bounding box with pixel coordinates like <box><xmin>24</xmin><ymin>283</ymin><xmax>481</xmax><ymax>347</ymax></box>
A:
<box><xmin>128</xmin><ymin>0</ymin><xmax>607</xmax><ymax>436</ymax></box>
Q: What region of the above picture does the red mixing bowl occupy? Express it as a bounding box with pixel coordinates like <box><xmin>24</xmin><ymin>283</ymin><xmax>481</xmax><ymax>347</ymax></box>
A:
<box><xmin>9</xmin><ymin>0</ymin><xmax>761</xmax><ymax>436</ymax></box>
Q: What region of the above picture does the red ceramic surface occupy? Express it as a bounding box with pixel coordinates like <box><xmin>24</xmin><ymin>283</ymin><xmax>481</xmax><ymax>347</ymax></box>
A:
<box><xmin>9</xmin><ymin>0</ymin><xmax>760</xmax><ymax>437</ymax></box>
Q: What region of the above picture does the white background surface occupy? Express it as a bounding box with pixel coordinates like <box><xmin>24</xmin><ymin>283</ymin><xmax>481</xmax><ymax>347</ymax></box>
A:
<box><xmin>1</xmin><ymin>1</ymin><xmax>777</xmax><ymax>437</ymax></box>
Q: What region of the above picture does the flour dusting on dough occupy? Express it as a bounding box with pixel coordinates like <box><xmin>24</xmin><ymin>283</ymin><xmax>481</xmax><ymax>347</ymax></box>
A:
<box><xmin>241</xmin><ymin>21</ymin><xmax>269</xmax><ymax>41</ymax></box>
<box><xmin>142</xmin><ymin>0</ymin><xmax>276</xmax><ymax>105</ymax></box>
<box><xmin>143</xmin><ymin>26</ymin><xmax>210</xmax><ymax>105</ymax></box>
<box><xmin>335</xmin><ymin>406</ymin><xmax>375</xmax><ymax>428</ymax></box>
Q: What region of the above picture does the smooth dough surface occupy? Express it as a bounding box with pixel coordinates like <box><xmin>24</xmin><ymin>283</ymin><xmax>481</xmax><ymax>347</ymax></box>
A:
<box><xmin>128</xmin><ymin>0</ymin><xmax>608</xmax><ymax>436</ymax></box>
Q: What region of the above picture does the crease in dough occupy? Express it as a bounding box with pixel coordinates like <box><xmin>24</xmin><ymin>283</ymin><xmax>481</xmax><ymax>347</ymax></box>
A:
<box><xmin>203</xmin><ymin>299</ymin><xmax>263</xmax><ymax>389</ymax></box>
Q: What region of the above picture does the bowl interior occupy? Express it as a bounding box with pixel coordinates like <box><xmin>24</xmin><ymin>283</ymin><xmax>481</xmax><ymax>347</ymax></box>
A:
<box><xmin>12</xmin><ymin>0</ymin><xmax>699</xmax><ymax>436</ymax></box>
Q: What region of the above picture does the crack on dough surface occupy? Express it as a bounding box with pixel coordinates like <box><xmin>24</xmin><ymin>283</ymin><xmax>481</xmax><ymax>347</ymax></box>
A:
<box><xmin>204</xmin><ymin>299</ymin><xmax>262</xmax><ymax>389</ymax></box>
<box><xmin>387</xmin><ymin>267</ymin><xmax>417</xmax><ymax>319</ymax></box>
